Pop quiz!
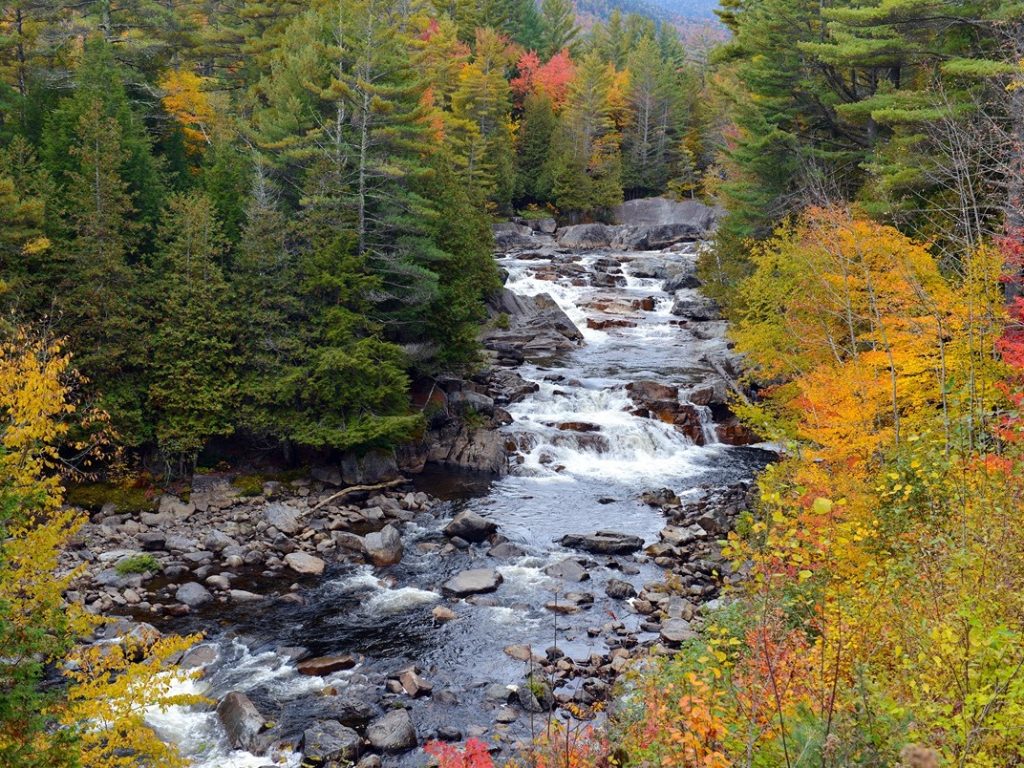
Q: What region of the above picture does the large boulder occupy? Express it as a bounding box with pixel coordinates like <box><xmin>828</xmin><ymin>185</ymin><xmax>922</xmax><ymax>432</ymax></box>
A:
<box><xmin>340</xmin><ymin>450</ymin><xmax>401</xmax><ymax>485</ymax></box>
<box><xmin>626</xmin><ymin>380</ymin><xmax>679</xmax><ymax>404</ymax></box>
<box><xmin>216</xmin><ymin>692</ymin><xmax>266</xmax><ymax>752</ymax></box>
<box><xmin>484</xmin><ymin>289</ymin><xmax>583</xmax><ymax>359</ymax></box>
<box><xmin>556</xmin><ymin>223</ymin><xmax>613</xmax><ymax>250</ymax></box>
<box><xmin>559</xmin><ymin>531</ymin><xmax>644</xmax><ymax>555</ymax></box>
<box><xmin>444</xmin><ymin>510</ymin><xmax>497</xmax><ymax>542</ymax></box>
<box><xmin>611</xmin><ymin>197</ymin><xmax>720</xmax><ymax>231</ymax></box>
<box><xmin>298</xmin><ymin>655</ymin><xmax>358</xmax><ymax>676</ymax></box>
<box><xmin>493</xmin><ymin>222</ymin><xmax>537</xmax><ymax>252</ymax></box>
<box><xmin>543</xmin><ymin>559</ymin><xmax>590</xmax><ymax>582</ymax></box>
<box><xmin>366</xmin><ymin>709</ymin><xmax>418</xmax><ymax>753</ymax></box>
<box><xmin>442</xmin><ymin>568</ymin><xmax>503</xmax><ymax>597</ymax></box>
<box><xmin>302</xmin><ymin>720</ymin><xmax>362</xmax><ymax>764</ymax></box>
<box><xmin>670</xmin><ymin>294</ymin><xmax>721</xmax><ymax>321</ymax></box>
<box><xmin>364</xmin><ymin>525</ymin><xmax>403</xmax><ymax>567</ymax></box>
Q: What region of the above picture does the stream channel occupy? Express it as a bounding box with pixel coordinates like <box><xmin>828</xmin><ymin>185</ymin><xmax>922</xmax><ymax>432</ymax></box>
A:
<box><xmin>147</xmin><ymin>242</ymin><xmax>774</xmax><ymax>767</ymax></box>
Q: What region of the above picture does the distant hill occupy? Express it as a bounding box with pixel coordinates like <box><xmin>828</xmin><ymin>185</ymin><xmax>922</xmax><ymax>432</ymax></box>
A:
<box><xmin>574</xmin><ymin>0</ymin><xmax>727</xmax><ymax>47</ymax></box>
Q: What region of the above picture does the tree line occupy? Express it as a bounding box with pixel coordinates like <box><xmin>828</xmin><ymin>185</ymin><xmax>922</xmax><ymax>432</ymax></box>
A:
<box><xmin>0</xmin><ymin>0</ymin><xmax>709</xmax><ymax>469</ymax></box>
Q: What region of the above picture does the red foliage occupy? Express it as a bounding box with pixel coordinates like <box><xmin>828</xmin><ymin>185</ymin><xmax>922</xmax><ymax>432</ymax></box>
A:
<box><xmin>423</xmin><ymin>738</ymin><xmax>494</xmax><ymax>768</ymax></box>
<box><xmin>511</xmin><ymin>49</ymin><xmax>575</xmax><ymax>108</ymax></box>
<box><xmin>996</xmin><ymin>226</ymin><xmax>1024</xmax><ymax>442</ymax></box>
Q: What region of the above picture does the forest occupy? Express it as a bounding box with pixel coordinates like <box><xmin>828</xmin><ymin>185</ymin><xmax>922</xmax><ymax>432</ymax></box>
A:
<box><xmin>1</xmin><ymin>0</ymin><xmax>1024</xmax><ymax>764</ymax></box>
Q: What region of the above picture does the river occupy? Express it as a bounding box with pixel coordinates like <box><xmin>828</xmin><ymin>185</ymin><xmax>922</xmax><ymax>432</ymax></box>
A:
<box><xmin>146</xmin><ymin>242</ymin><xmax>773</xmax><ymax>767</ymax></box>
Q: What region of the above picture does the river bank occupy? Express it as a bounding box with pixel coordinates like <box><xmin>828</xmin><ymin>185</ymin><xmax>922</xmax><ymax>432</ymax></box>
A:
<box><xmin>60</xmin><ymin>198</ymin><xmax>777</xmax><ymax>767</ymax></box>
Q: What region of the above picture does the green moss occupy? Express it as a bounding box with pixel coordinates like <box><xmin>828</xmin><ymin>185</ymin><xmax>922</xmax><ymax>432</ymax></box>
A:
<box><xmin>231</xmin><ymin>474</ymin><xmax>265</xmax><ymax>497</ymax></box>
<box><xmin>116</xmin><ymin>554</ymin><xmax>161</xmax><ymax>575</ymax></box>
<box><xmin>65</xmin><ymin>482</ymin><xmax>156</xmax><ymax>514</ymax></box>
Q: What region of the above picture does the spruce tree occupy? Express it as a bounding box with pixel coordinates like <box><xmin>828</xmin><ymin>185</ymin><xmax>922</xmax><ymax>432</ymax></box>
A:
<box><xmin>148</xmin><ymin>192</ymin><xmax>237</xmax><ymax>467</ymax></box>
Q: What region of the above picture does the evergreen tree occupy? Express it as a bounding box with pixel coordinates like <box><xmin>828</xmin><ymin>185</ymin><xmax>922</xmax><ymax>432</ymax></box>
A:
<box><xmin>148</xmin><ymin>192</ymin><xmax>236</xmax><ymax>466</ymax></box>
<box><xmin>515</xmin><ymin>92</ymin><xmax>558</xmax><ymax>204</ymax></box>
<box><xmin>539</xmin><ymin>0</ymin><xmax>579</xmax><ymax>59</ymax></box>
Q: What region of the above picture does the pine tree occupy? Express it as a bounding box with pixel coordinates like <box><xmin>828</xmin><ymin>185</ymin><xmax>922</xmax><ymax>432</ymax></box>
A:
<box><xmin>515</xmin><ymin>92</ymin><xmax>558</xmax><ymax>204</ymax></box>
<box><xmin>148</xmin><ymin>192</ymin><xmax>237</xmax><ymax>467</ymax></box>
<box><xmin>538</xmin><ymin>0</ymin><xmax>579</xmax><ymax>59</ymax></box>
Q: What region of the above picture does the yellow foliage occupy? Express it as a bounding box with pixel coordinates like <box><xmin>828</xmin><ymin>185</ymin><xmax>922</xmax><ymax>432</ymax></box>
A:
<box><xmin>159</xmin><ymin>69</ymin><xmax>225</xmax><ymax>151</ymax></box>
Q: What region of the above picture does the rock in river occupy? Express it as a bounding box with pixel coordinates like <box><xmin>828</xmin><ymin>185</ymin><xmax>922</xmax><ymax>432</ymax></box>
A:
<box><xmin>302</xmin><ymin>720</ymin><xmax>362</xmax><ymax>763</ymax></box>
<box><xmin>442</xmin><ymin>568</ymin><xmax>503</xmax><ymax>597</ymax></box>
<box><xmin>216</xmin><ymin>691</ymin><xmax>266</xmax><ymax>752</ymax></box>
<box><xmin>175</xmin><ymin>581</ymin><xmax>213</xmax><ymax>608</ymax></box>
<box><xmin>366</xmin><ymin>709</ymin><xmax>418</xmax><ymax>752</ymax></box>
<box><xmin>364</xmin><ymin>524</ymin><xmax>403</xmax><ymax>566</ymax></box>
<box><xmin>443</xmin><ymin>510</ymin><xmax>497</xmax><ymax>543</ymax></box>
<box><xmin>298</xmin><ymin>655</ymin><xmax>358</xmax><ymax>676</ymax></box>
<box><xmin>284</xmin><ymin>551</ymin><xmax>325</xmax><ymax>575</ymax></box>
<box><xmin>559</xmin><ymin>531</ymin><xmax>644</xmax><ymax>555</ymax></box>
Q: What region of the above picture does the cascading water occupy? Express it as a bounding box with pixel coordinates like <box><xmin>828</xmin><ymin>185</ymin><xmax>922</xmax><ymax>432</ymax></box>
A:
<box><xmin>148</xmin><ymin>245</ymin><xmax>772</xmax><ymax>767</ymax></box>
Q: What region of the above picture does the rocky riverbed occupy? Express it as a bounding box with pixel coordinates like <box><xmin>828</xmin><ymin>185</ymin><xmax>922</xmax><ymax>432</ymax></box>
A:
<box><xmin>61</xmin><ymin>197</ymin><xmax>776</xmax><ymax>768</ymax></box>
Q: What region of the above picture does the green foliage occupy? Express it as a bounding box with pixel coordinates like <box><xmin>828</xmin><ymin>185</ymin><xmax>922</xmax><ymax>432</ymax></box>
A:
<box><xmin>115</xmin><ymin>554</ymin><xmax>161</xmax><ymax>575</ymax></box>
<box><xmin>64</xmin><ymin>482</ymin><xmax>156</xmax><ymax>514</ymax></box>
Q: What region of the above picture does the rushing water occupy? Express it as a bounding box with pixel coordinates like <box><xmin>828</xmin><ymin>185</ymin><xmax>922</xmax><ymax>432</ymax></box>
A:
<box><xmin>148</xmin><ymin>246</ymin><xmax>772</xmax><ymax>767</ymax></box>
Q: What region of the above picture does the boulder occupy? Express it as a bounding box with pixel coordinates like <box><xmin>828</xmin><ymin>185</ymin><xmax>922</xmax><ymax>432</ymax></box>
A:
<box><xmin>448</xmin><ymin>389</ymin><xmax>495</xmax><ymax>417</ymax></box>
<box><xmin>284</xmin><ymin>552</ymin><xmax>326</xmax><ymax>576</ymax></box>
<box><xmin>217</xmin><ymin>692</ymin><xmax>266</xmax><ymax>752</ymax></box>
<box><xmin>298</xmin><ymin>655</ymin><xmax>358</xmax><ymax>676</ymax></box>
<box><xmin>663</xmin><ymin>272</ymin><xmax>701</xmax><ymax>292</ymax></box>
<box><xmin>556</xmin><ymin>223</ymin><xmax>612</xmax><ymax>250</ymax></box>
<box><xmin>366</xmin><ymin>709</ymin><xmax>418</xmax><ymax>753</ymax></box>
<box><xmin>158</xmin><ymin>494</ymin><xmax>196</xmax><ymax>520</ymax></box>
<box><xmin>543</xmin><ymin>559</ymin><xmax>590</xmax><ymax>582</ymax></box>
<box><xmin>364</xmin><ymin>525</ymin><xmax>403</xmax><ymax>567</ymax></box>
<box><xmin>606</xmin><ymin>578</ymin><xmax>638</xmax><ymax>599</ymax></box>
<box><xmin>302</xmin><ymin>720</ymin><xmax>362</xmax><ymax>764</ymax></box>
<box><xmin>175</xmin><ymin>582</ymin><xmax>213</xmax><ymax>608</ymax></box>
<box><xmin>660</xmin><ymin>618</ymin><xmax>697</xmax><ymax>645</ymax></box>
<box><xmin>264</xmin><ymin>502</ymin><xmax>301</xmax><ymax>535</ymax></box>
<box><xmin>493</xmin><ymin>222</ymin><xmax>537</xmax><ymax>252</ymax></box>
<box><xmin>611</xmin><ymin>197</ymin><xmax>719</xmax><ymax>231</ymax></box>
<box><xmin>670</xmin><ymin>294</ymin><xmax>721</xmax><ymax>321</ymax></box>
<box><xmin>444</xmin><ymin>510</ymin><xmax>497</xmax><ymax>542</ymax></box>
<box><xmin>430</xmin><ymin>427</ymin><xmax>507</xmax><ymax>475</ymax></box>
<box><xmin>398</xmin><ymin>667</ymin><xmax>433</xmax><ymax>697</ymax></box>
<box><xmin>626</xmin><ymin>380</ymin><xmax>679</xmax><ymax>404</ymax></box>
<box><xmin>442</xmin><ymin>568</ymin><xmax>503</xmax><ymax>597</ymax></box>
<box><xmin>340</xmin><ymin>450</ymin><xmax>401</xmax><ymax>486</ymax></box>
<box><xmin>432</xmin><ymin>605</ymin><xmax>457</xmax><ymax>622</ymax></box>
<box><xmin>484</xmin><ymin>289</ymin><xmax>583</xmax><ymax>358</ymax></box>
<box><xmin>559</xmin><ymin>531</ymin><xmax>644</xmax><ymax>555</ymax></box>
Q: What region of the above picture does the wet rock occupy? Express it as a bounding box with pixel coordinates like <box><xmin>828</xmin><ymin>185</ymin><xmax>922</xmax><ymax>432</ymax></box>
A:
<box><xmin>298</xmin><ymin>655</ymin><xmax>358</xmax><ymax>676</ymax></box>
<box><xmin>556</xmin><ymin>421</ymin><xmax>601</xmax><ymax>432</ymax></box>
<box><xmin>364</xmin><ymin>525</ymin><xmax>403</xmax><ymax>567</ymax></box>
<box><xmin>448</xmin><ymin>389</ymin><xmax>496</xmax><ymax>418</ymax></box>
<box><xmin>340</xmin><ymin>450</ymin><xmax>401</xmax><ymax>485</ymax></box>
<box><xmin>606</xmin><ymin>579</ymin><xmax>637</xmax><ymax>600</ymax></box>
<box><xmin>432</xmin><ymin>605</ymin><xmax>457</xmax><ymax>623</ymax></box>
<box><xmin>664</xmin><ymin>272</ymin><xmax>701</xmax><ymax>292</ymax></box>
<box><xmin>329</xmin><ymin>695</ymin><xmax>378</xmax><ymax>728</ymax></box>
<box><xmin>611</xmin><ymin>197</ymin><xmax>719</xmax><ymax>231</ymax></box>
<box><xmin>444</xmin><ymin>510</ymin><xmax>498</xmax><ymax>543</ymax></box>
<box><xmin>626</xmin><ymin>380</ymin><xmax>679</xmax><ymax>404</ymax></box>
<box><xmin>366</xmin><ymin>709</ymin><xmax>418</xmax><ymax>753</ymax></box>
<box><xmin>264</xmin><ymin>503</ymin><xmax>301</xmax><ymax>535</ymax></box>
<box><xmin>504</xmin><ymin>644</ymin><xmax>535</xmax><ymax>662</ymax></box>
<box><xmin>398</xmin><ymin>667</ymin><xmax>433</xmax><ymax>697</ymax></box>
<box><xmin>284</xmin><ymin>552</ymin><xmax>325</xmax><ymax>576</ymax></box>
<box><xmin>559</xmin><ymin>531</ymin><xmax>644</xmax><ymax>555</ymax></box>
<box><xmin>543</xmin><ymin>559</ymin><xmax>590</xmax><ymax>582</ymax></box>
<box><xmin>138</xmin><ymin>532</ymin><xmax>166</xmax><ymax>551</ymax></box>
<box><xmin>175</xmin><ymin>582</ymin><xmax>213</xmax><ymax>608</ymax></box>
<box><xmin>230</xmin><ymin>589</ymin><xmax>264</xmax><ymax>602</ymax></box>
<box><xmin>493</xmin><ymin>222</ymin><xmax>537</xmax><ymax>252</ymax></box>
<box><xmin>302</xmin><ymin>720</ymin><xmax>362</xmax><ymax>764</ymax></box>
<box><xmin>216</xmin><ymin>691</ymin><xmax>266</xmax><ymax>752</ymax></box>
<box><xmin>180</xmin><ymin>644</ymin><xmax>218</xmax><ymax>669</ymax></box>
<box><xmin>642</xmin><ymin>488</ymin><xmax>681</xmax><ymax>508</ymax></box>
<box><xmin>488</xmin><ymin>541</ymin><xmax>526</xmax><ymax>558</ymax></box>
<box><xmin>443</xmin><ymin>568</ymin><xmax>503</xmax><ymax>597</ymax></box>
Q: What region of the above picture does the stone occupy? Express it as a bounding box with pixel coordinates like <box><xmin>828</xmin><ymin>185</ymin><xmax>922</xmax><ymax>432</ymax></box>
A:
<box><xmin>442</xmin><ymin>568</ymin><xmax>503</xmax><ymax>597</ymax></box>
<box><xmin>216</xmin><ymin>692</ymin><xmax>266</xmax><ymax>752</ymax></box>
<box><xmin>264</xmin><ymin>503</ymin><xmax>301</xmax><ymax>535</ymax></box>
<box><xmin>181</xmin><ymin>644</ymin><xmax>218</xmax><ymax>669</ymax></box>
<box><xmin>544</xmin><ymin>559</ymin><xmax>590</xmax><ymax>582</ymax></box>
<box><xmin>356</xmin><ymin>756</ymin><xmax>383</xmax><ymax>768</ymax></box>
<box><xmin>284</xmin><ymin>552</ymin><xmax>325</xmax><ymax>576</ymax></box>
<box><xmin>443</xmin><ymin>510</ymin><xmax>498</xmax><ymax>543</ymax></box>
<box><xmin>230</xmin><ymin>589</ymin><xmax>265</xmax><ymax>602</ymax></box>
<box><xmin>175</xmin><ymin>582</ymin><xmax>213</xmax><ymax>608</ymax></box>
<box><xmin>488</xmin><ymin>542</ymin><xmax>525</xmax><ymax>558</ymax></box>
<box><xmin>495</xmin><ymin>706</ymin><xmax>518</xmax><ymax>723</ymax></box>
<box><xmin>204</xmin><ymin>530</ymin><xmax>238</xmax><ymax>552</ymax></box>
<box><xmin>363</xmin><ymin>525</ymin><xmax>403</xmax><ymax>567</ymax></box>
<box><xmin>611</xmin><ymin>197</ymin><xmax>719</xmax><ymax>231</ymax></box>
<box><xmin>137</xmin><ymin>532</ymin><xmax>166</xmax><ymax>551</ymax></box>
<box><xmin>399</xmin><ymin>668</ymin><xmax>433</xmax><ymax>697</ymax></box>
<box><xmin>504</xmin><ymin>644</ymin><xmax>534</xmax><ymax>662</ymax></box>
<box><xmin>670</xmin><ymin>294</ymin><xmax>721</xmax><ymax>321</ymax></box>
<box><xmin>606</xmin><ymin>578</ymin><xmax>637</xmax><ymax>600</ymax></box>
<box><xmin>559</xmin><ymin>531</ymin><xmax>644</xmax><ymax>555</ymax></box>
<box><xmin>626</xmin><ymin>380</ymin><xmax>679</xmax><ymax>404</ymax></box>
<box><xmin>298</xmin><ymin>655</ymin><xmax>358</xmax><ymax>676</ymax></box>
<box><xmin>663</xmin><ymin>272</ymin><xmax>701</xmax><ymax>292</ymax></box>
<box><xmin>302</xmin><ymin>720</ymin><xmax>362</xmax><ymax>764</ymax></box>
<box><xmin>432</xmin><ymin>605</ymin><xmax>457</xmax><ymax>623</ymax></box>
<box><xmin>366</xmin><ymin>709</ymin><xmax>417</xmax><ymax>753</ymax></box>
<box><xmin>660</xmin><ymin>618</ymin><xmax>697</xmax><ymax>645</ymax></box>
<box><xmin>311</xmin><ymin>465</ymin><xmax>343</xmax><ymax>486</ymax></box>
